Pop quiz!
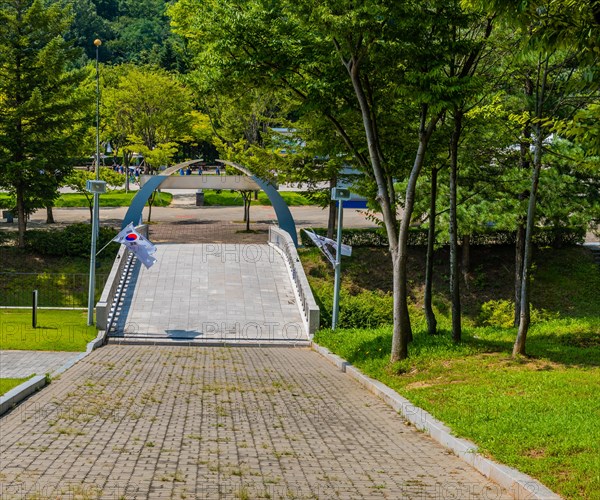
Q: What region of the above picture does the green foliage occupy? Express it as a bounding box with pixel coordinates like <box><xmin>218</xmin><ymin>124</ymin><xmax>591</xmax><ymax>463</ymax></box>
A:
<box><xmin>478</xmin><ymin>299</ymin><xmax>515</xmax><ymax>328</ymax></box>
<box><xmin>0</xmin><ymin>309</ymin><xmax>97</xmax><ymax>351</ymax></box>
<box><xmin>479</xmin><ymin>299</ymin><xmax>558</xmax><ymax>328</ymax></box>
<box><xmin>300</xmin><ymin>226</ymin><xmax>585</xmax><ymax>249</ymax></box>
<box><xmin>314</xmin><ymin>321</ymin><xmax>600</xmax><ymax>499</ymax></box>
<box><xmin>68</xmin><ymin>0</ymin><xmax>189</xmax><ymax>69</ymax></box>
<box><xmin>66</xmin><ymin>169</ymin><xmax>125</xmax><ymax>193</ymax></box>
<box><xmin>312</xmin><ymin>281</ymin><xmax>394</xmax><ymax>329</ymax></box>
<box><xmin>54</xmin><ymin>191</ymin><xmax>172</xmax><ymax>208</ymax></box>
<box><xmin>0</xmin><ymin>377</ymin><xmax>33</xmax><ymax>396</ymax></box>
<box><xmin>201</xmin><ymin>190</ymin><xmax>310</xmax><ymax>207</ymax></box>
<box><xmin>102</xmin><ymin>64</ymin><xmax>194</xmax><ymax>169</ymax></box>
<box><xmin>25</xmin><ymin>224</ymin><xmax>118</xmax><ymax>257</ymax></box>
<box><xmin>0</xmin><ymin>0</ymin><xmax>93</xmax><ymax>245</ymax></box>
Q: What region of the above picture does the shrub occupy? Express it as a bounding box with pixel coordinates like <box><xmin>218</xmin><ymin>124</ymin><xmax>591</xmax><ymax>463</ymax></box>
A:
<box><xmin>479</xmin><ymin>299</ymin><xmax>559</xmax><ymax>328</ymax></box>
<box><xmin>301</xmin><ymin>227</ymin><xmax>428</xmax><ymax>248</ymax></box>
<box><xmin>25</xmin><ymin>224</ymin><xmax>118</xmax><ymax>257</ymax></box>
<box><xmin>313</xmin><ymin>282</ymin><xmax>393</xmax><ymax>329</ymax></box>
<box><xmin>479</xmin><ymin>299</ymin><xmax>515</xmax><ymax>328</ymax></box>
<box><xmin>301</xmin><ymin>226</ymin><xmax>585</xmax><ymax>249</ymax></box>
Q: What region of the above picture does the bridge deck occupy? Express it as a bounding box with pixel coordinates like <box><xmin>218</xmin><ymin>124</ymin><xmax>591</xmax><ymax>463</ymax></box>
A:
<box><xmin>109</xmin><ymin>244</ymin><xmax>307</xmax><ymax>345</ymax></box>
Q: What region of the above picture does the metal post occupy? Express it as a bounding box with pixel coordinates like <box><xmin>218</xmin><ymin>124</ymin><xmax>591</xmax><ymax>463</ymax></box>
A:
<box><xmin>32</xmin><ymin>290</ymin><xmax>38</xmax><ymax>328</ymax></box>
<box><xmin>87</xmin><ymin>39</ymin><xmax>102</xmax><ymax>326</ymax></box>
<box><xmin>332</xmin><ymin>199</ymin><xmax>344</xmax><ymax>329</ymax></box>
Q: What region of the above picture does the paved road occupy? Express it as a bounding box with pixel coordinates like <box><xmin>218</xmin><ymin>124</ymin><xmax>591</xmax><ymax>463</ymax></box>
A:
<box><xmin>0</xmin><ymin>346</ymin><xmax>509</xmax><ymax>499</ymax></box>
<box><xmin>19</xmin><ymin>204</ymin><xmax>377</xmax><ymax>230</ymax></box>
<box><xmin>5</xmin><ymin>193</ymin><xmax>598</xmax><ymax>244</ymax></box>
<box><xmin>111</xmin><ymin>244</ymin><xmax>306</xmax><ymax>344</ymax></box>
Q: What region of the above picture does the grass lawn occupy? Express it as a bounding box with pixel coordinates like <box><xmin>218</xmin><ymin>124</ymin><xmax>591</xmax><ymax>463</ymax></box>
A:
<box><xmin>305</xmin><ymin>245</ymin><xmax>600</xmax><ymax>499</ymax></box>
<box><xmin>0</xmin><ymin>246</ymin><xmax>115</xmax><ymax>308</ymax></box>
<box><xmin>54</xmin><ymin>190</ymin><xmax>172</xmax><ymax>208</ymax></box>
<box><xmin>1</xmin><ymin>190</ymin><xmax>172</xmax><ymax>208</ymax></box>
<box><xmin>3</xmin><ymin>189</ymin><xmax>310</xmax><ymax>208</ymax></box>
<box><xmin>315</xmin><ymin>323</ymin><xmax>600</xmax><ymax>499</ymax></box>
<box><xmin>0</xmin><ymin>309</ymin><xmax>98</xmax><ymax>351</ymax></box>
<box><xmin>0</xmin><ymin>377</ymin><xmax>33</xmax><ymax>396</ymax></box>
<box><xmin>202</xmin><ymin>190</ymin><xmax>312</xmax><ymax>207</ymax></box>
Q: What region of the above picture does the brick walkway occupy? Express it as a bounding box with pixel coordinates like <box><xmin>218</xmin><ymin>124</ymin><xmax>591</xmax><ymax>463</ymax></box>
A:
<box><xmin>149</xmin><ymin>218</ymin><xmax>272</xmax><ymax>245</ymax></box>
<box><xmin>0</xmin><ymin>346</ymin><xmax>508</xmax><ymax>499</ymax></box>
<box><xmin>0</xmin><ymin>350</ymin><xmax>79</xmax><ymax>378</ymax></box>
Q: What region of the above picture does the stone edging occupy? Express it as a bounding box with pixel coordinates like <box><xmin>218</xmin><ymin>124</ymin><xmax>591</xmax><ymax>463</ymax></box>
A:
<box><xmin>0</xmin><ymin>329</ymin><xmax>107</xmax><ymax>417</ymax></box>
<box><xmin>311</xmin><ymin>342</ymin><xmax>561</xmax><ymax>500</ymax></box>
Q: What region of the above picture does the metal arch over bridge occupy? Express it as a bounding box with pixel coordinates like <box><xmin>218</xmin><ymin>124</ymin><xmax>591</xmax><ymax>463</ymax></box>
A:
<box><xmin>121</xmin><ymin>159</ymin><xmax>299</xmax><ymax>246</ymax></box>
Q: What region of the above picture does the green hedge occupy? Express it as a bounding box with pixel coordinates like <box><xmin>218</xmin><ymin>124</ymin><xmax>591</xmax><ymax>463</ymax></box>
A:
<box><xmin>25</xmin><ymin>224</ymin><xmax>119</xmax><ymax>257</ymax></box>
<box><xmin>301</xmin><ymin>226</ymin><xmax>585</xmax><ymax>248</ymax></box>
<box><xmin>301</xmin><ymin>227</ymin><xmax>424</xmax><ymax>247</ymax></box>
<box><xmin>311</xmin><ymin>282</ymin><xmax>393</xmax><ymax>329</ymax></box>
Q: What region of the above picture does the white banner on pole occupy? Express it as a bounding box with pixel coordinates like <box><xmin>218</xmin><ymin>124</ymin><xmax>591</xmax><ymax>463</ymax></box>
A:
<box><xmin>303</xmin><ymin>229</ymin><xmax>352</xmax><ymax>267</ymax></box>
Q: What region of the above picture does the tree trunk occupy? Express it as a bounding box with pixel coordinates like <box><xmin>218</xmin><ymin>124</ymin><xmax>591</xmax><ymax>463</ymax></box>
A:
<box><xmin>514</xmin><ymin>223</ymin><xmax>526</xmax><ymax>326</ymax></box>
<box><xmin>391</xmin><ymin>247</ymin><xmax>409</xmax><ymax>360</ymax></box>
<box><xmin>46</xmin><ymin>206</ymin><xmax>55</xmax><ymax>224</ymax></box>
<box><xmin>461</xmin><ymin>234</ymin><xmax>470</xmax><ymax>287</ymax></box>
<box><xmin>16</xmin><ymin>185</ymin><xmax>26</xmax><ymax>248</ymax></box>
<box><xmin>391</xmin><ymin>117</ymin><xmax>441</xmax><ymax>360</ymax></box>
<box><xmin>514</xmin><ymin>58</ymin><xmax>548</xmax><ymax>357</ymax></box>
<box><xmin>241</xmin><ymin>191</ymin><xmax>251</xmax><ymax>230</ymax></box>
<box><xmin>147</xmin><ymin>192</ymin><xmax>155</xmax><ymax>223</ymax></box>
<box><xmin>344</xmin><ymin>52</ymin><xmax>439</xmax><ymax>362</ymax></box>
<box><xmin>515</xmin><ymin>75</ymin><xmax>533</xmax><ymax>326</ymax></box>
<box><xmin>424</xmin><ymin>167</ymin><xmax>438</xmax><ymax>336</ymax></box>
<box><xmin>514</xmin><ymin>152</ymin><xmax>542</xmax><ymax>356</ymax></box>
<box><xmin>449</xmin><ymin>110</ymin><xmax>462</xmax><ymax>343</ymax></box>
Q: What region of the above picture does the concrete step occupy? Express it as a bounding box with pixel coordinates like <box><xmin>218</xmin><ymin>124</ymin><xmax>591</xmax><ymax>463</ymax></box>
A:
<box><xmin>107</xmin><ymin>336</ymin><xmax>311</xmax><ymax>348</ymax></box>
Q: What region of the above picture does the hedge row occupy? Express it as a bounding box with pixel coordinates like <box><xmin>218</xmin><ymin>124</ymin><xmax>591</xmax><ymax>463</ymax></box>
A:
<box><xmin>25</xmin><ymin>224</ymin><xmax>119</xmax><ymax>257</ymax></box>
<box><xmin>300</xmin><ymin>226</ymin><xmax>586</xmax><ymax>248</ymax></box>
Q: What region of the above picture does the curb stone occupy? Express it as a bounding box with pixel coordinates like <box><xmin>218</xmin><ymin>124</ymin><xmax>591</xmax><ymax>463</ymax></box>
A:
<box><xmin>0</xmin><ymin>329</ymin><xmax>107</xmax><ymax>417</ymax></box>
<box><xmin>311</xmin><ymin>342</ymin><xmax>561</xmax><ymax>500</ymax></box>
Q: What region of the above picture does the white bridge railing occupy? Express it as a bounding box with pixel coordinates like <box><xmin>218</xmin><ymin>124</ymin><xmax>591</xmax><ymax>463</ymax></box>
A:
<box><xmin>269</xmin><ymin>226</ymin><xmax>320</xmax><ymax>336</ymax></box>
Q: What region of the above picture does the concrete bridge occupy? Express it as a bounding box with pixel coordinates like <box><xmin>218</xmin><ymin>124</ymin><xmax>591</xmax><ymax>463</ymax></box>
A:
<box><xmin>94</xmin><ymin>161</ymin><xmax>319</xmax><ymax>345</ymax></box>
<box><xmin>98</xmin><ymin>226</ymin><xmax>319</xmax><ymax>347</ymax></box>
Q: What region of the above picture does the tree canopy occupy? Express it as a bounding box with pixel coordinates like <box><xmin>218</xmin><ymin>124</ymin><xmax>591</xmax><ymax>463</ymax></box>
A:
<box><xmin>0</xmin><ymin>0</ymin><xmax>92</xmax><ymax>247</ymax></box>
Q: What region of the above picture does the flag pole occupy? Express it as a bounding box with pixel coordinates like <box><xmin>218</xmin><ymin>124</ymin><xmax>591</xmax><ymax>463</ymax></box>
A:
<box><xmin>95</xmin><ymin>239</ymin><xmax>114</xmax><ymax>257</ymax></box>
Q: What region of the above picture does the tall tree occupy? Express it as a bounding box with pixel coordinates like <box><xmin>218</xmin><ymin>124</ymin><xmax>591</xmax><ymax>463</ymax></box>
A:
<box><xmin>171</xmin><ymin>0</ymin><xmax>487</xmax><ymax>360</ymax></box>
<box><xmin>102</xmin><ymin>64</ymin><xmax>193</xmax><ymax>173</ymax></box>
<box><xmin>0</xmin><ymin>0</ymin><xmax>91</xmax><ymax>247</ymax></box>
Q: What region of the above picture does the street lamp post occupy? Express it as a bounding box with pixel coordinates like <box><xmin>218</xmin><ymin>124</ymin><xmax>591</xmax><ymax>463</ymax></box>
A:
<box><xmin>331</xmin><ymin>187</ymin><xmax>351</xmax><ymax>330</ymax></box>
<box><xmin>87</xmin><ymin>39</ymin><xmax>104</xmax><ymax>326</ymax></box>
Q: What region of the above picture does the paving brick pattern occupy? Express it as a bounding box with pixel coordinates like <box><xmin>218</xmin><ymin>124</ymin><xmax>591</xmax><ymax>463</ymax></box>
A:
<box><xmin>0</xmin><ymin>350</ymin><xmax>79</xmax><ymax>379</ymax></box>
<box><xmin>0</xmin><ymin>346</ymin><xmax>509</xmax><ymax>499</ymax></box>
<box><xmin>149</xmin><ymin>220</ymin><xmax>272</xmax><ymax>245</ymax></box>
<box><xmin>112</xmin><ymin>244</ymin><xmax>306</xmax><ymax>343</ymax></box>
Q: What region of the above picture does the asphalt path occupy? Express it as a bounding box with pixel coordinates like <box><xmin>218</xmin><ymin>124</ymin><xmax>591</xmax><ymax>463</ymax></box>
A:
<box><xmin>22</xmin><ymin>203</ymin><xmax>379</xmax><ymax>231</ymax></box>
